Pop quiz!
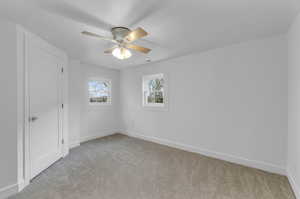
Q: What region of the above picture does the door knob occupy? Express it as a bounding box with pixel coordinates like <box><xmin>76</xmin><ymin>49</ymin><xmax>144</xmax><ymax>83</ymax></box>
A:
<box><xmin>29</xmin><ymin>116</ymin><xmax>38</xmax><ymax>122</ymax></box>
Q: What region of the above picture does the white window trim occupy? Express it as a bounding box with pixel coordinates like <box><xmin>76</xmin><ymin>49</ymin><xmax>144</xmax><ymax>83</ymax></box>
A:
<box><xmin>142</xmin><ymin>73</ymin><xmax>168</xmax><ymax>109</ymax></box>
<box><xmin>88</xmin><ymin>77</ymin><xmax>112</xmax><ymax>106</ymax></box>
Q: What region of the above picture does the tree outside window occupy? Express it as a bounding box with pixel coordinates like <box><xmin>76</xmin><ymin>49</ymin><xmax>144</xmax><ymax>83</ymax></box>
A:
<box><xmin>143</xmin><ymin>74</ymin><xmax>165</xmax><ymax>107</ymax></box>
<box><xmin>88</xmin><ymin>79</ymin><xmax>111</xmax><ymax>105</ymax></box>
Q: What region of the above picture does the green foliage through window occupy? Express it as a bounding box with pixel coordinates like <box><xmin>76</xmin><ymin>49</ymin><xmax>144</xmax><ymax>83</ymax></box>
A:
<box><xmin>88</xmin><ymin>79</ymin><xmax>111</xmax><ymax>104</ymax></box>
<box><xmin>143</xmin><ymin>74</ymin><xmax>165</xmax><ymax>106</ymax></box>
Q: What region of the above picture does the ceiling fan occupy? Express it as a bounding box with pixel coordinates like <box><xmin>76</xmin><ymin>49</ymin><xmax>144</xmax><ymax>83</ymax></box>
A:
<box><xmin>82</xmin><ymin>27</ymin><xmax>151</xmax><ymax>60</ymax></box>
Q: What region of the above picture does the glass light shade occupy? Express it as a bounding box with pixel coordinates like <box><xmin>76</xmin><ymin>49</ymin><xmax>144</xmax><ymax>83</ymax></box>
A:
<box><xmin>112</xmin><ymin>47</ymin><xmax>132</xmax><ymax>59</ymax></box>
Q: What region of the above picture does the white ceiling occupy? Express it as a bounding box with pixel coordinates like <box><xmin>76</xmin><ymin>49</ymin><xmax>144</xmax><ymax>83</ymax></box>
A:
<box><xmin>0</xmin><ymin>0</ymin><xmax>299</xmax><ymax>69</ymax></box>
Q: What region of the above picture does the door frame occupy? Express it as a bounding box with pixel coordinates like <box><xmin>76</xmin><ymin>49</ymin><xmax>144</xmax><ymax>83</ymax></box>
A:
<box><xmin>17</xmin><ymin>26</ymin><xmax>69</xmax><ymax>191</ymax></box>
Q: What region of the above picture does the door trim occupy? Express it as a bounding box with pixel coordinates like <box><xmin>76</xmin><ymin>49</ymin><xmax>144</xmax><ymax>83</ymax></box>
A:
<box><xmin>17</xmin><ymin>26</ymin><xmax>69</xmax><ymax>191</ymax></box>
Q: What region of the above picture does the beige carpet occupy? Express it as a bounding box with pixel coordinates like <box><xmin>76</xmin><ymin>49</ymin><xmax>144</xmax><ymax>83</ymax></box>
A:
<box><xmin>10</xmin><ymin>134</ymin><xmax>295</xmax><ymax>199</ymax></box>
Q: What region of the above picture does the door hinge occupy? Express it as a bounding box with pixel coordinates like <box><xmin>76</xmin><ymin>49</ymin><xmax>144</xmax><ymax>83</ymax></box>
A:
<box><xmin>61</xmin><ymin>67</ymin><xmax>64</xmax><ymax>73</ymax></box>
<box><xmin>62</xmin><ymin>104</ymin><xmax>64</xmax><ymax>109</ymax></box>
<box><xmin>62</xmin><ymin>139</ymin><xmax>64</xmax><ymax>144</ymax></box>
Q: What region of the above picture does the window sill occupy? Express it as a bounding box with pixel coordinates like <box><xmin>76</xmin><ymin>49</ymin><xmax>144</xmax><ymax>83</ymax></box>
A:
<box><xmin>142</xmin><ymin>104</ymin><xmax>169</xmax><ymax>112</ymax></box>
<box><xmin>89</xmin><ymin>103</ymin><xmax>112</xmax><ymax>106</ymax></box>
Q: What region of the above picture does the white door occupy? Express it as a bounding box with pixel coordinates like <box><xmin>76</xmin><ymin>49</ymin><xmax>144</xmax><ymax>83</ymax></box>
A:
<box><xmin>28</xmin><ymin>42</ymin><xmax>63</xmax><ymax>179</ymax></box>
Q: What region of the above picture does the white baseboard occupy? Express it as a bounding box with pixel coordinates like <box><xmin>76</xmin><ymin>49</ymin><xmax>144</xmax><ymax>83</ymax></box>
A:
<box><xmin>17</xmin><ymin>179</ymin><xmax>25</xmax><ymax>192</ymax></box>
<box><xmin>287</xmin><ymin>169</ymin><xmax>300</xmax><ymax>199</ymax></box>
<box><xmin>124</xmin><ymin>131</ymin><xmax>286</xmax><ymax>175</ymax></box>
<box><xmin>69</xmin><ymin>142</ymin><xmax>80</xmax><ymax>149</ymax></box>
<box><xmin>80</xmin><ymin>130</ymin><xmax>118</xmax><ymax>143</ymax></box>
<box><xmin>0</xmin><ymin>183</ymin><xmax>18</xmax><ymax>199</ymax></box>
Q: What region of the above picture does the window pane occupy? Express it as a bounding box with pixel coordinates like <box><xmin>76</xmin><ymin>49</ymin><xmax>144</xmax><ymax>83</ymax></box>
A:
<box><xmin>143</xmin><ymin>74</ymin><xmax>165</xmax><ymax>107</ymax></box>
<box><xmin>88</xmin><ymin>79</ymin><xmax>111</xmax><ymax>104</ymax></box>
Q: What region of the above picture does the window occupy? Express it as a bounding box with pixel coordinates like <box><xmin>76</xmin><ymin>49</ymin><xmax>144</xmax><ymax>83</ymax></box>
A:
<box><xmin>143</xmin><ymin>73</ymin><xmax>165</xmax><ymax>107</ymax></box>
<box><xmin>88</xmin><ymin>78</ymin><xmax>111</xmax><ymax>105</ymax></box>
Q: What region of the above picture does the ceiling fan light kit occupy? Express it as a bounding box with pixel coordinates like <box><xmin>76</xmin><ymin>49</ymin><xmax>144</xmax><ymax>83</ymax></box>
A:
<box><xmin>82</xmin><ymin>26</ymin><xmax>151</xmax><ymax>60</ymax></box>
<box><xmin>112</xmin><ymin>47</ymin><xmax>132</xmax><ymax>60</ymax></box>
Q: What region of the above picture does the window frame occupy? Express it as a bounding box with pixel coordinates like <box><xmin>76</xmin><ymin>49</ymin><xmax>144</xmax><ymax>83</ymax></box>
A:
<box><xmin>142</xmin><ymin>73</ymin><xmax>167</xmax><ymax>108</ymax></box>
<box><xmin>87</xmin><ymin>77</ymin><xmax>112</xmax><ymax>106</ymax></box>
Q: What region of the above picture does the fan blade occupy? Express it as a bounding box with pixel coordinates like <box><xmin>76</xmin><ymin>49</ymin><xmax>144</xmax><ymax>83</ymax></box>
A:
<box><xmin>82</xmin><ymin>31</ymin><xmax>117</xmax><ymax>43</ymax></box>
<box><xmin>125</xmin><ymin>27</ymin><xmax>148</xmax><ymax>42</ymax></box>
<box><xmin>125</xmin><ymin>44</ymin><xmax>151</xmax><ymax>54</ymax></box>
<box><xmin>104</xmin><ymin>47</ymin><xmax>117</xmax><ymax>54</ymax></box>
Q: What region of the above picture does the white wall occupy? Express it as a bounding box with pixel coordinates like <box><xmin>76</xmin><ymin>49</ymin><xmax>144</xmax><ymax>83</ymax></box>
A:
<box><xmin>68</xmin><ymin>61</ymin><xmax>121</xmax><ymax>146</ymax></box>
<box><xmin>121</xmin><ymin>35</ymin><xmax>288</xmax><ymax>174</ymax></box>
<box><xmin>287</xmin><ymin>12</ymin><xmax>300</xmax><ymax>198</ymax></box>
<box><xmin>0</xmin><ymin>20</ymin><xmax>18</xmax><ymax>194</ymax></box>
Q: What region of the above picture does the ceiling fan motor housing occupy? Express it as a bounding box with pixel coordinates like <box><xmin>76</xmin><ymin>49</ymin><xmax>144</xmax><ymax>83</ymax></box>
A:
<box><xmin>111</xmin><ymin>27</ymin><xmax>131</xmax><ymax>42</ymax></box>
<box><xmin>82</xmin><ymin>27</ymin><xmax>150</xmax><ymax>57</ymax></box>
